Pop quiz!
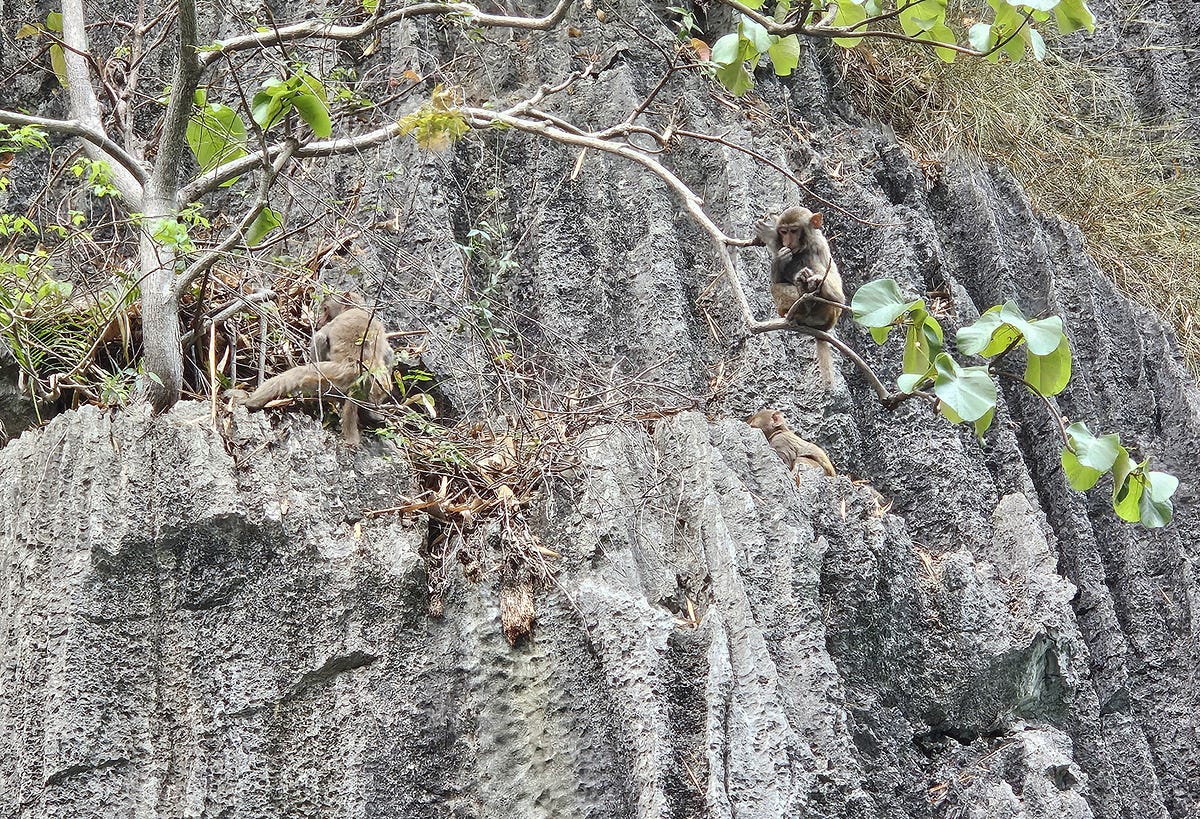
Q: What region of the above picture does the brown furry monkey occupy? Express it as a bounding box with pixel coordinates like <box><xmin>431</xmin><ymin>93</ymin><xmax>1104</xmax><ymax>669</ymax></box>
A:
<box><xmin>230</xmin><ymin>292</ymin><xmax>394</xmax><ymax>444</ymax></box>
<box><xmin>747</xmin><ymin>408</ymin><xmax>836</xmax><ymax>478</ymax></box>
<box><xmin>755</xmin><ymin>207</ymin><xmax>845</xmax><ymax>383</ymax></box>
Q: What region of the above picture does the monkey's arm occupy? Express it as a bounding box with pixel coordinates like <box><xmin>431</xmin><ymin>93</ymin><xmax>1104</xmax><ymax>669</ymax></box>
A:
<box><xmin>796</xmin><ymin>446</ymin><xmax>836</xmax><ymax>477</ymax></box>
<box><xmin>313</xmin><ymin>327</ymin><xmax>332</xmax><ymax>361</ymax></box>
<box><xmin>753</xmin><ymin>215</ymin><xmax>779</xmax><ymax>249</ymax></box>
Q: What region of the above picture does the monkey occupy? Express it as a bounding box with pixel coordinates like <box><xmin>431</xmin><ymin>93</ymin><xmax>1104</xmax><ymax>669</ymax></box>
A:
<box><xmin>755</xmin><ymin>206</ymin><xmax>845</xmax><ymax>383</ymax></box>
<box><xmin>229</xmin><ymin>292</ymin><xmax>395</xmax><ymax>445</ymax></box>
<box><xmin>747</xmin><ymin>408</ymin><xmax>836</xmax><ymax>478</ymax></box>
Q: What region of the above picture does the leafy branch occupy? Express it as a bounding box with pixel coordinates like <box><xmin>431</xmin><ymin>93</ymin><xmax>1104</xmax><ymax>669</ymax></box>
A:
<box><xmin>755</xmin><ymin>278</ymin><xmax>1178</xmax><ymax>528</ymax></box>
<box><xmin>698</xmin><ymin>0</ymin><xmax>1096</xmax><ymax>96</ymax></box>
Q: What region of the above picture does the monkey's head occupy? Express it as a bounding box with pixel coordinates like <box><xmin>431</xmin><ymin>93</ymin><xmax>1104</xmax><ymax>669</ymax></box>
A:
<box><xmin>319</xmin><ymin>291</ymin><xmax>367</xmax><ymax>324</ymax></box>
<box><xmin>776</xmin><ymin>207</ymin><xmax>823</xmax><ymax>252</ymax></box>
<box><xmin>747</xmin><ymin>409</ymin><xmax>789</xmax><ymax>438</ymax></box>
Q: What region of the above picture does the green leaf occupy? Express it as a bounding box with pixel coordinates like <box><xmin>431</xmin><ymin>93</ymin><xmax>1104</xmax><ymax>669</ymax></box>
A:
<box><xmin>832</xmin><ymin>0</ymin><xmax>868</xmax><ymax>47</ymax></box>
<box><xmin>923</xmin><ymin>23</ymin><xmax>960</xmax><ymax>63</ymax></box>
<box><xmin>903</xmin><ymin>309</ymin><xmax>943</xmax><ymax>376</ymax></box>
<box><xmin>957</xmin><ymin>303</ymin><xmax>1067</xmax><ymax>360</ymax></box>
<box><xmin>711</xmin><ymin>33</ymin><xmax>742</xmax><ymax>65</ymax></box>
<box><xmin>291</xmin><ymin>87</ymin><xmax>332</xmax><ymax>137</ymax></box>
<box><xmin>1110</xmin><ymin>447</ymin><xmax>1137</xmax><ymax>520</ymax></box>
<box><xmin>1064</xmin><ymin>422</ymin><xmax>1122</xmax><ymax>472</ymax></box>
<box><xmin>851</xmin><ymin>279</ymin><xmax>921</xmax><ymax>329</ymax></box>
<box><xmin>740</xmin><ymin>18</ymin><xmax>772</xmax><ymax>52</ymax></box>
<box><xmin>899</xmin><ymin>0</ymin><xmax>946</xmax><ymax>35</ymax></box>
<box><xmin>186</xmin><ymin>103</ymin><xmax>248</xmax><ymax>184</ymax></box>
<box><xmin>46</xmin><ymin>13</ymin><xmax>68</xmax><ymax>90</ymax></box>
<box><xmin>244</xmin><ymin>207</ymin><xmax>283</xmax><ymax>246</ymax></box>
<box><xmin>870</xmin><ymin>325</ymin><xmax>892</xmax><ymax>344</ymax></box>
<box><xmin>1002</xmin><ymin>29</ymin><xmax>1026</xmax><ymax>61</ymax></box>
<box><xmin>956</xmin><ymin>308</ymin><xmax>1001</xmax><ymax>355</ymax></box>
<box><xmin>933</xmin><ymin>353</ymin><xmax>997</xmax><ymax>423</ymax></box>
<box><xmin>251</xmin><ymin>78</ymin><xmax>289</xmax><ymax>130</ymax></box>
<box><xmin>1113</xmin><ymin>467</ymin><xmax>1143</xmax><ymax>522</ymax></box>
<box><xmin>897</xmin><ymin>372</ymin><xmax>928</xmax><ymax>394</ymax></box>
<box><xmin>1139</xmin><ymin>470</ymin><xmax>1178</xmax><ymax>528</ymax></box>
<box><xmin>50</xmin><ymin>44</ymin><xmax>68</xmax><ymax>89</ymax></box>
<box><xmin>768</xmin><ymin>35</ymin><xmax>801</xmax><ymax>76</ymax></box>
<box><xmin>1016</xmin><ymin>0</ymin><xmax>1060</xmax><ymax>11</ymax></box>
<box><xmin>15</xmin><ymin>23</ymin><xmax>42</xmax><ymax>38</ymax></box>
<box><xmin>1061</xmin><ymin>448</ymin><xmax>1101</xmax><ymax>491</ymax></box>
<box><xmin>1025</xmin><ymin>335</ymin><xmax>1071</xmax><ymax>395</ymax></box>
<box><xmin>1053</xmin><ymin>0</ymin><xmax>1095</xmax><ymax>34</ymax></box>
<box><xmin>974</xmin><ymin>407</ymin><xmax>995</xmax><ymax>438</ymax></box>
<box><xmin>956</xmin><ymin>309</ymin><xmax>1016</xmax><ymax>357</ymax></box>
<box><xmin>969</xmin><ymin>22</ymin><xmax>995</xmax><ymax>52</ymax></box>
<box><xmin>938</xmin><ymin>400</ymin><xmax>963</xmax><ymax>424</ymax></box>
<box><xmin>715</xmin><ymin>61</ymin><xmax>754</xmax><ymax>96</ymax></box>
<box><xmin>1025</xmin><ymin>26</ymin><xmax>1046</xmax><ymax>60</ymax></box>
<box><xmin>999</xmin><ymin>303</ymin><xmax>1063</xmax><ymax>355</ymax></box>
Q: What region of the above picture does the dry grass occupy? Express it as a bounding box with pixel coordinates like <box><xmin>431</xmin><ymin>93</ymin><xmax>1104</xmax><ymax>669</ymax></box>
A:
<box><xmin>837</xmin><ymin>39</ymin><xmax>1200</xmax><ymax>372</ymax></box>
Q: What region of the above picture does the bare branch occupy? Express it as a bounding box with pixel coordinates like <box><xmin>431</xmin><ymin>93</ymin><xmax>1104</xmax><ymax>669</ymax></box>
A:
<box><xmin>0</xmin><ymin>110</ymin><xmax>149</xmax><ymax>191</ymax></box>
<box><xmin>461</xmin><ymin>107</ymin><xmax>756</xmax><ymax>326</ymax></box>
<box><xmin>994</xmin><ymin>370</ymin><xmax>1069</xmax><ymax>444</ymax></box>
<box><xmin>749</xmin><ymin>320</ymin><xmax>936</xmax><ymax>410</ymax></box>
<box><xmin>178</xmin><ymin>121</ymin><xmax>410</xmax><ymax>201</ymax></box>
<box><xmin>180</xmin><ymin>288</ymin><xmax>276</xmax><ymax>346</ymax></box>
<box><xmin>199</xmin><ymin>1</ymin><xmax>576</xmax><ymax>68</ymax></box>
<box><xmin>57</xmin><ymin>0</ymin><xmax>145</xmax><ymax>205</ymax></box>
<box><xmin>150</xmin><ymin>0</ymin><xmax>202</xmax><ymax>198</ymax></box>
<box><xmin>175</xmin><ymin>140</ymin><xmax>298</xmax><ymax>298</ymax></box>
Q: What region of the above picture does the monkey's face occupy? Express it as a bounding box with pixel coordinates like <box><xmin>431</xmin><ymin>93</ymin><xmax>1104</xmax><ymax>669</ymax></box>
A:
<box><xmin>778</xmin><ymin>224</ymin><xmax>803</xmax><ymax>252</ymax></box>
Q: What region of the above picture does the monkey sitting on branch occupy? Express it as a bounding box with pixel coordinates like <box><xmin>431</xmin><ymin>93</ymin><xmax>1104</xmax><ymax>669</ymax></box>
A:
<box><xmin>747</xmin><ymin>408</ymin><xmax>836</xmax><ymax>479</ymax></box>
<box><xmin>755</xmin><ymin>206</ymin><xmax>845</xmax><ymax>383</ymax></box>
<box><xmin>229</xmin><ymin>292</ymin><xmax>395</xmax><ymax>445</ymax></box>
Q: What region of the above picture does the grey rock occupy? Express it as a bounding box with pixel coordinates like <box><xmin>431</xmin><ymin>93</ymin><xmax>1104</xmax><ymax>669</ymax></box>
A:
<box><xmin>2</xmin><ymin>0</ymin><xmax>1200</xmax><ymax>817</ymax></box>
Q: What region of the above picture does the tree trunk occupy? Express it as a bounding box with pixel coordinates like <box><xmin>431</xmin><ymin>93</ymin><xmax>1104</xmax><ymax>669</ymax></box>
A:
<box><xmin>137</xmin><ymin>193</ymin><xmax>183</xmax><ymax>413</ymax></box>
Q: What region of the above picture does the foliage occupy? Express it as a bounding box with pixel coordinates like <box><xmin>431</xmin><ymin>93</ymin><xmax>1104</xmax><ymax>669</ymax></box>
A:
<box><xmin>698</xmin><ymin>0</ymin><xmax>1097</xmax><ymax>96</ymax></box>
<box><xmin>15</xmin><ymin>14</ymin><xmax>68</xmax><ymax>88</ymax></box>
<box><xmin>70</xmin><ymin>159</ymin><xmax>120</xmax><ymax>199</ymax></box>
<box><xmin>850</xmin><ymin>279</ymin><xmax>1178</xmax><ymax>527</ymax></box>
<box><xmin>0</xmin><ymin>124</ymin><xmax>49</xmax><ymax>155</ymax></box>
<box><xmin>397</xmin><ymin>85</ymin><xmax>469</xmax><ymax>151</ymax></box>
<box><xmin>250</xmin><ymin>70</ymin><xmax>332</xmax><ymax>137</ymax></box>
<box><xmin>710</xmin><ymin>15</ymin><xmax>801</xmax><ymax>96</ymax></box>
<box><xmin>840</xmin><ymin>46</ymin><xmax>1200</xmax><ymax>374</ymax></box>
<box><xmin>457</xmin><ymin>219</ymin><xmax>518</xmax><ymax>343</ymax></box>
<box><xmin>0</xmin><ymin>250</ymin><xmax>137</xmax><ymax>391</ymax></box>
<box><xmin>187</xmin><ymin>90</ymin><xmax>248</xmax><ymax>185</ymax></box>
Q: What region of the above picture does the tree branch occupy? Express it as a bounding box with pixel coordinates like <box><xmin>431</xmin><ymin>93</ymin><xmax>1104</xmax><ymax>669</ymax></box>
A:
<box><xmin>56</xmin><ymin>0</ymin><xmax>145</xmax><ymax>205</ymax></box>
<box><xmin>198</xmin><ymin>0</ymin><xmax>576</xmax><ymax>68</ymax></box>
<box><xmin>749</xmin><ymin>319</ymin><xmax>936</xmax><ymax>410</ymax></box>
<box><xmin>180</xmin><ymin>288</ymin><xmax>276</xmax><ymax>346</ymax></box>
<box><xmin>0</xmin><ymin>110</ymin><xmax>149</xmax><ymax>191</ymax></box>
<box><xmin>461</xmin><ymin>106</ymin><xmax>755</xmax><ymax>326</ymax></box>
<box><xmin>994</xmin><ymin>370</ymin><xmax>1069</xmax><ymax>444</ymax></box>
<box><xmin>175</xmin><ymin>140</ymin><xmax>298</xmax><ymax>298</ymax></box>
<box><xmin>150</xmin><ymin>0</ymin><xmax>202</xmax><ymax>198</ymax></box>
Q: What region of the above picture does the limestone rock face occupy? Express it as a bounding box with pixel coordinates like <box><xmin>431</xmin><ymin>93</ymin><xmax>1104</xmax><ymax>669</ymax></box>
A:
<box><xmin>1</xmin><ymin>0</ymin><xmax>1199</xmax><ymax>817</ymax></box>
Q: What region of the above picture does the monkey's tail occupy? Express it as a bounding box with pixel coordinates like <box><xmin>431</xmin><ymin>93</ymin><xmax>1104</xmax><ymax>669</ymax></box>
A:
<box><xmin>816</xmin><ymin>339</ymin><xmax>836</xmax><ymax>385</ymax></box>
<box><xmin>237</xmin><ymin>361</ymin><xmax>361</xmax><ymax>409</ymax></box>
